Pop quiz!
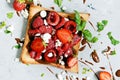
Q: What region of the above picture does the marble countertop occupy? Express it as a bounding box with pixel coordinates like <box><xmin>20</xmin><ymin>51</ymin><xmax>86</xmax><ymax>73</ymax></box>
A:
<box><xmin>0</xmin><ymin>0</ymin><xmax>120</xmax><ymax>80</ymax></box>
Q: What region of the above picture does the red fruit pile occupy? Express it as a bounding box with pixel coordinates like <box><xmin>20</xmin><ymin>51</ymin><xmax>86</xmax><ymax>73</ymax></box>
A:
<box><xmin>28</xmin><ymin>10</ymin><xmax>81</xmax><ymax>68</ymax></box>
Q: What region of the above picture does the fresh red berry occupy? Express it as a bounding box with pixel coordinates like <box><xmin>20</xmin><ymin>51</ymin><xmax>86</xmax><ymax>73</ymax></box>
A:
<box><xmin>46</xmin><ymin>39</ymin><xmax>55</xmax><ymax>50</ymax></box>
<box><xmin>35</xmin><ymin>52</ymin><xmax>42</xmax><ymax>60</ymax></box>
<box><xmin>99</xmin><ymin>71</ymin><xmax>112</xmax><ymax>80</ymax></box>
<box><xmin>67</xmin><ymin>56</ymin><xmax>77</xmax><ymax>68</ymax></box>
<box><xmin>71</xmin><ymin>34</ymin><xmax>81</xmax><ymax>46</ymax></box>
<box><xmin>39</xmin><ymin>25</ymin><xmax>52</xmax><ymax>34</ymax></box>
<box><xmin>30</xmin><ymin>38</ymin><xmax>45</xmax><ymax>53</ymax></box>
<box><xmin>64</xmin><ymin>48</ymin><xmax>73</xmax><ymax>57</ymax></box>
<box><xmin>13</xmin><ymin>0</ymin><xmax>26</xmax><ymax>11</ymax></box>
<box><xmin>56</xmin><ymin>46</ymin><xmax>64</xmax><ymax>56</ymax></box>
<box><xmin>64</xmin><ymin>21</ymin><xmax>77</xmax><ymax>33</ymax></box>
<box><xmin>28</xmin><ymin>29</ymin><xmax>40</xmax><ymax>36</ymax></box>
<box><xmin>62</xmin><ymin>43</ymin><xmax>70</xmax><ymax>51</ymax></box>
<box><xmin>44</xmin><ymin>49</ymin><xmax>57</xmax><ymax>63</ymax></box>
<box><xmin>47</xmin><ymin>11</ymin><xmax>60</xmax><ymax>26</ymax></box>
<box><xmin>57</xmin><ymin>29</ymin><xmax>72</xmax><ymax>44</ymax></box>
<box><xmin>29</xmin><ymin>50</ymin><xmax>36</xmax><ymax>59</ymax></box>
<box><xmin>32</xmin><ymin>16</ymin><xmax>44</xmax><ymax>29</ymax></box>
<box><xmin>55</xmin><ymin>17</ymin><xmax>65</xmax><ymax>29</ymax></box>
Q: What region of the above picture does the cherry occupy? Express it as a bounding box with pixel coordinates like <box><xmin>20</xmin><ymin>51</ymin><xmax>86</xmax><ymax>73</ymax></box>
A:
<box><xmin>64</xmin><ymin>21</ymin><xmax>77</xmax><ymax>33</ymax></box>
<box><xmin>47</xmin><ymin>11</ymin><xmax>60</xmax><ymax>26</ymax></box>
<box><xmin>44</xmin><ymin>49</ymin><xmax>57</xmax><ymax>63</ymax></box>
<box><xmin>55</xmin><ymin>17</ymin><xmax>65</xmax><ymax>29</ymax></box>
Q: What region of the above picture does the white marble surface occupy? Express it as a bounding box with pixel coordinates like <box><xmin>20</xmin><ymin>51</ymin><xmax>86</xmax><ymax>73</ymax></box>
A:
<box><xmin>0</xmin><ymin>0</ymin><xmax>120</xmax><ymax>80</ymax></box>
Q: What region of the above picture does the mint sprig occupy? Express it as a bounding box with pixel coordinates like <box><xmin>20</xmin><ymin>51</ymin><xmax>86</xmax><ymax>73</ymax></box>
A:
<box><xmin>107</xmin><ymin>32</ymin><xmax>120</xmax><ymax>45</ymax></box>
<box><xmin>97</xmin><ymin>20</ymin><xmax>108</xmax><ymax>32</ymax></box>
<box><xmin>54</xmin><ymin>0</ymin><xmax>63</xmax><ymax>7</ymax></box>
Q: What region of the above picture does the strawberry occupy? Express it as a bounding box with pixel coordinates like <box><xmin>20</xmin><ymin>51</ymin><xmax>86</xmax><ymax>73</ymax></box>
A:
<box><xmin>13</xmin><ymin>0</ymin><xmax>26</xmax><ymax>11</ymax></box>
<box><xmin>32</xmin><ymin>16</ymin><xmax>44</xmax><ymax>29</ymax></box>
<box><xmin>30</xmin><ymin>38</ymin><xmax>45</xmax><ymax>53</ymax></box>
<box><xmin>99</xmin><ymin>71</ymin><xmax>112</xmax><ymax>80</ymax></box>
<box><xmin>55</xmin><ymin>17</ymin><xmax>65</xmax><ymax>29</ymax></box>
<box><xmin>64</xmin><ymin>21</ymin><xmax>77</xmax><ymax>33</ymax></box>
<box><xmin>47</xmin><ymin>11</ymin><xmax>60</xmax><ymax>26</ymax></box>
<box><xmin>44</xmin><ymin>49</ymin><xmax>57</xmax><ymax>63</ymax></box>
<box><xmin>57</xmin><ymin>29</ymin><xmax>72</xmax><ymax>44</ymax></box>
<box><xmin>67</xmin><ymin>56</ymin><xmax>77</xmax><ymax>68</ymax></box>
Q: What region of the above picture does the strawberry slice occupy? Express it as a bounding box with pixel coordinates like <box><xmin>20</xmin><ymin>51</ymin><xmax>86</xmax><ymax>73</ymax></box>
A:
<box><xmin>30</xmin><ymin>38</ymin><xmax>45</xmax><ymax>53</ymax></box>
<box><xmin>67</xmin><ymin>56</ymin><xmax>77</xmax><ymax>68</ymax></box>
<box><xmin>55</xmin><ymin>17</ymin><xmax>65</xmax><ymax>29</ymax></box>
<box><xmin>57</xmin><ymin>29</ymin><xmax>72</xmax><ymax>44</ymax></box>
<box><xmin>64</xmin><ymin>21</ymin><xmax>77</xmax><ymax>33</ymax></box>
<box><xmin>32</xmin><ymin>16</ymin><xmax>44</xmax><ymax>29</ymax></box>
<box><xmin>13</xmin><ymin>0</ymin><xmax>26</xmax><ymax>11</ymax></box>
<box><xmin>47</xmin><ymin>11</ymin><xmax>60</xmax><ymax>26</ymax></box>
<box><xmin>99</xmin><ymin>71</ymin><xmax>112</xmax><ymax>80</ymax></box>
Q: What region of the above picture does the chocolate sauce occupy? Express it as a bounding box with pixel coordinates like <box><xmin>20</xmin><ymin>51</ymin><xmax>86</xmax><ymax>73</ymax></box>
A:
<box><xmin>81</xmin><ymin>38</ymin><xmax>87</xmax><ymax>45</ymax></box>
<box><xmin>115</xmin><ymin>69</ymin><xmax>120</xmax><ymax>77</ymax></box>
<box><xmin>15</xmin><ymin>38</ymin><xmax>24</xmax><ymax>44</ymax></box>
<box><xmin>88</xmin><ymin>21</ymin><xmax>96</xmax><ymax>31</ymax></box>
<box><xmin>46</xmin><ymin>67</ymin><xmax>54</xmax><ymax>74</ymax></box>
<box><xmin>79</xmin><ymin>45</ymin><xmax>86</xmax><ymax>51</ymax></box>
<box><xmin>99</xmin><ymin>67</ymin><xmax>105</xmax><ymax>70</ymax></box>
<box><xmin>83</xmin><ymin>0</ymin><xmax>86</xmax><ymax>4</ymax></box>
<box><xmin>85</xmin><ymin>60</ymin><xmax>94</xmax><ymax>65</ymax></box>
<box><xmin>91</xmin><ymin>50</ymin><xmax>100</xmax><ymax>63</ymax></box>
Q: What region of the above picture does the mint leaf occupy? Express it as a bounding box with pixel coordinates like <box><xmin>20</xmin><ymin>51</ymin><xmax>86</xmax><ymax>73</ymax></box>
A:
<box><xmin>110</xmin><ymin>50</ymin><xmax>116</xmax><ymax>55</ymax></box>
<box><xmin>97</xmin><ymin>20</ymin><xmax>108</xmax><ymax>32</ymax></box>
<box><xmin>91</xmin><ymin>37</ymin><xmax>98</xmax><ymax>43</ymax></box>
<box><xmin>14</xmin><ymin>44</ymin><xmax>21</xmax><ymax>49</ymax></box>
<box><xmin>102</xmin><ymin>20</ymin><xmax>108</xmax><ymax>26</ymax></box>
<box><xmin>0</xmin><ymin>21</ymin><xmax>6</xmax><ymax>29</ymax></box>
<box><xmin>74</xmin><ymin>10</ymin><xmax>81</xmax><ymax>25</ymax></box>
<box><xmin>107</xmin><ymin>32</ymin><xmax>120</xmax><ymax>45</ymax></box>
<box><xmin>83</xmin><ymin>29</ymin><xmax>92</xmax><ymax>41</ymax></box>
<box><xmin>7</xmin><ymin>12</ymin><xmax>14</xmax><ymax>19</ymax></box>
<box><xmin>18</xmin><ymin>0</ymin><xmax>25</xmax><ymax>3</ymax></box>
<box><xmin>54</xmin><ymin>0</ymin><xmax>63</xmax><ymax>7</ymax></box>
<box><xmin>4</xmin><ymin>29</ymin><xmax>11</xmax><ymax>34</ymax></box>
<box><xmin>41</xmin><ymin>73</ymin><xmax>45</xmax><ymax>77</ymax></box>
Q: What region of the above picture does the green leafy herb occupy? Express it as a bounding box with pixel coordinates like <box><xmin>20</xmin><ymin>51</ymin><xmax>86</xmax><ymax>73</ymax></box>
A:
<box><xmin>41</xmin><ymin>73</ymin><xmax>45</xmax><ymax>77</ymax></box>
<box><xmin>90</xmin><ymin>37</ymin><xmax>98</xmax><ymax>43</ymax></box>
<box><xmin>107</xmin><ymin>32</ymin><xmax>120</xmax><ymax>45</ymax></box>
<box><xmin>60</xmin><ymin>7</ymin><xmax>65</xmax><ymax>12</ymax></box>
<box><xmin>97</xmin><ymin>20</ymin><xmax>108</xmax><ymax>32</ymax></box>
<box><xmin>14</xmin><ymin>44</ymin><xmax>21</xmax><ymax>49</ymax></box>
<box><xmin>74</xmin><ymin>10</ymin><xmax>86</xmax><ymax>31</ymax></box>
<box><xmin>28</xmin><ymin>0</ymin><xmax>33</xmax><ymax>2</ymax></box>
<box><xmin>54</xmin><ymin>0</ymin><xmax>63</xmax><ymax>7</ymax></box>
<box><xmin>42</xmin><ymin>41</ymin><xmax>48</xmax><ymax>47</ymax></box>
<box><xmin>110</xmin><ymin>50</ymin><xmax>116</xmax><ymax>55</ymax></box>
<box><xmin>83</xmin><ymin>29</ymin><xmax>98</xmax><ymax>43</ymax></box>
<box><xmin>83</xmin><ymin>29</ymin><xmax>92</xmax><ymax>42</ymax></box>
<box><xmin>0</xmin><ymin>21</ymin><xmax>6</xmax><ymax>29</ymax></box>
<box><xmin>4</xmin><ymin>29</ymin><xmax>11</xmax><ymax>34</ymax></box>
<box><xmin>7</xmin><ymin>12</ymin><xmax>14</xmax><ymax>19</ymax></box>
<box><xmin>82</xmin><ymin>68</ymin><xmax>91</xmax><ymax>74</ymax></box>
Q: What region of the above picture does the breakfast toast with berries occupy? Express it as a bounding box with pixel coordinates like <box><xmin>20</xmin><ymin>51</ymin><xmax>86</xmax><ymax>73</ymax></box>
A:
<box><xmin>20</xmin><ymin>4</ymin><xmax>90</xmax><ymax>73</ymax></box>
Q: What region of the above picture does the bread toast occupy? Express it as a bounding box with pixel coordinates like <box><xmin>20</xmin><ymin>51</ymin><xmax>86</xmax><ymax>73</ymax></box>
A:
<box><xmin>20</xmin><ymin>4</ymin><xmax>90</xmax><ymax>73</ymax></box>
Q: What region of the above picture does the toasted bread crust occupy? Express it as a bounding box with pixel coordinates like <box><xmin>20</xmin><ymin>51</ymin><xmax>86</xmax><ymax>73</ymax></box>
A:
<box><xmin>20</xmin><ymin>4</ymin><xmax>90</xmax><ymax>73</ymax></box>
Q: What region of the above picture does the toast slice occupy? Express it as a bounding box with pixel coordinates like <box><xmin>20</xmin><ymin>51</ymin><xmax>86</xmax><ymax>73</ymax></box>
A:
<box><xmin>20</xmin><ymin>4</ymin><xmax>90</xmax><ymax>73</ymax></box>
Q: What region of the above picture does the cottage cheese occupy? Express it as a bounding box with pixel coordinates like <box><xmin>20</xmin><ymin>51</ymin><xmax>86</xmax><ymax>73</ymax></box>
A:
<box><xmin>41</xmin><ymin>33</ymin><xmax>51</xmax><ymax>43</ymax></box>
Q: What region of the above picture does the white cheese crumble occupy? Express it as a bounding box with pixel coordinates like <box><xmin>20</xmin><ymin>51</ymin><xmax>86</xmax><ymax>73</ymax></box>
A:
<box><xmin>41</xmin><ymin>33</ymin><xmax>51</xmax><ymax>43</ymax></box>
<box><xmin>64</xmin><ymin>54</ymin><xmax>68</xmax><ymax>58</ymax></box>
<box><xmin>58</xmin><ymin>59</ymin><xmax>65</xmax><ymax>66</ymax></box>
<box><xmin>21</xmin><ymin>9</ymin><xmax>29</xmax><ymax>18</ymax></box>
<box><xmin>14</xmin><ymin>58</ymin><xmax>19</xmax><ymax>62</ymax></box>
<box><xmin>40</xmin><ymin>10</ymin><xmax>47</xmax><ymax>18</ymax></box>
<box><xmin>56</xmin><ymin>74</ymin><xmax>63</xmax><ymax>80</ymax></box>
<box><xmin>64</xmin><ymin>18</ymin><xmax>69</xmax><ymax>21</ymax></box>
<box><xmin>44</xmin><ymin>19</ymin><xmax>48</xmax><ymax>25</ymax></box>
<box><xmin>39</xmin><ymin>56</ymin><xmax>42</xmax><ymax>60</ymax></box>
<box><xmin>42</xmin><ymin>49</ymin><xmax>46</xmax><ymax>53</ymax></box>
<box><xmin>55</xmin><ymin>39</ymin><xmax>62</xmax><ymax>48</ymax></box>
<box><xmin>47</xmin><ymin>52</ymin><xmax>53</xmax><ymax>57</ymax></box>
<box><xmin>6</xmin><ymin>0</ymin><xmax>11</xmax><ymax>3</ymax></box>
<box><xmin>35</xmin><ymin>33</ymin><xmax>41</xmax><ymax>37</ymax></box>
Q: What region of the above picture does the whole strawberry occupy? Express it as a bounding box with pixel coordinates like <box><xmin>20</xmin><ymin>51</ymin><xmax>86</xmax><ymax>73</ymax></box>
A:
<box><xmin>13</xmin><ymin>0</ymin><xmax>26</xmax><ymax>11</ymax></box>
